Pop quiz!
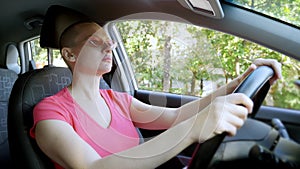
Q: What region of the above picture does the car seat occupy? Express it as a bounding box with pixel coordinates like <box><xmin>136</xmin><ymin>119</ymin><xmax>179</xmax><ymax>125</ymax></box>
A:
<box><xmin>7</xmin><ymin>65</ymin><xmax>144</xmax><ymax>168</ymax></box>
<box><xmin>0</xmin><ymin>43</ymin><xmax>20</xmax><ymax>169</ymax></box>
<box><xmin>0</xmin><ymin>68</ymin><xmax>18</xmax><ymax>169</ymax></box>
<box><xmin>8</xmin><ymin>66</ymin><xmax>72</xmax><ymax>169</ymax></box>
<box><xmin>7</xmin><ymin>5</ymin><xmax>143</xmax><ymax>168</ymax></box>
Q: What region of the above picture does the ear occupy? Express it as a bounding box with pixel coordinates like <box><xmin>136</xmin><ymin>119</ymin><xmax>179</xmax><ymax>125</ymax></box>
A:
<box><xmin>61</xmin><ymin>47</ymin><xmax>76</xmax><ymax>62</ymax></box>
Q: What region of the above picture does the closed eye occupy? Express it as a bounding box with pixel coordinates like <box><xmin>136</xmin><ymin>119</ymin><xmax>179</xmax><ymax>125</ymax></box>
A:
<box><xmin>88</xmin><ymin>38</ymin><xmax>103</xmax><ymax>47</ymax></box>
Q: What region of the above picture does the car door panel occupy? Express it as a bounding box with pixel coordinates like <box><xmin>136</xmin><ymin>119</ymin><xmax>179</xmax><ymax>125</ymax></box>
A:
<box><xmin>256</xmin><ymin>106</ymin><xmax>300</xmax><ymax>143</ymax></box>
<box><xmin>134</xmin><ymin>89</ymin><xmax>197</xmax><ymax>108</ymax></box>
<box><xmin>134</xmin><ymin>89</ymin><xmax>197</xmax><ymax>139</ymax></box>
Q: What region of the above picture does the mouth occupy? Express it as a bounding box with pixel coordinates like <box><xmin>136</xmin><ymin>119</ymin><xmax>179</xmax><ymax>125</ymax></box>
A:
<box><xmin>102</xmin><ymin>55</ymin><xmax>112</xmax><ymax>62</ymax></box>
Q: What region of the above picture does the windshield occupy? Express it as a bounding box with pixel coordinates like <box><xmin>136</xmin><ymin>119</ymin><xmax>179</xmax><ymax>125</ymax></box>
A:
<box><xmin>225</xmin><ymin>0</ymin><xmax>300</xmax><ymax>28</ymax></box>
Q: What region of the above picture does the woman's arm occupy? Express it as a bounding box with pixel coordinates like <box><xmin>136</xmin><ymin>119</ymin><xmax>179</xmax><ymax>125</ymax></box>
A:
<box><xmin>35</xmin><ymin>120</ymin><xmax>101</xmax><ymax>169</ymax></box>
<box><xmin>35</xmin><ymin>115</ymin><xmax>194</xmax><ymax>169</ymax></box>
<box><xmin>130</xmin><ymin>77</ymin><xmax>239</xmax><ymax>130</ymax></box>
<box><xmin>131</xmin><ymin>58</ymin><xmax>282</xmax><ymax>130</ymax></box>
<box><xmin>36</xmin><ymin>92</ymin><xmax>252</xmax><ymax>169</ymax></box>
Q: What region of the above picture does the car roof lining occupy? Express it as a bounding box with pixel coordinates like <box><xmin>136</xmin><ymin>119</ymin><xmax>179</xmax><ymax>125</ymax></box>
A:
<box><xmin>0</xmin><ymin>0</ymin><xmax>299</xmax><ymax>66</ymax></box>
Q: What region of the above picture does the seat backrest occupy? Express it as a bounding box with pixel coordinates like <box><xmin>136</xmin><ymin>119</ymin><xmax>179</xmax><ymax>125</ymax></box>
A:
<box><xmin>8</xmin><ymin>66</ymin><xmax>72</xmax><ymax>169</ymax></box>
<box><xmin>7</xmin><ymin>66</ymin><xmax>117</xmax><ymax>168</ymax></box>
<box><xmin>0</xmin><ymin>68</ymin><xmax>18</xmax><ymax>169</ymax></box>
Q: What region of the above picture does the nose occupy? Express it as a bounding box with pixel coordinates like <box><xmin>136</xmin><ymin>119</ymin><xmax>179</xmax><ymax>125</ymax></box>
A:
<box><xmin>102</xmin><ymin>40</ymin><xmax>117</xmax><ymax>53</ymax></box>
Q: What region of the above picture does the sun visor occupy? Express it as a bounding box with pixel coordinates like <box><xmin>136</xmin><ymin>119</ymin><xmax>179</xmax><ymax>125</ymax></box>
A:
<box><xmin>40</xmin><ymin>5</ymin><xmax>91</xmax><ymax>49</ymax></box>
<box><xmin>177</xmin><ymin>0</ymin><xmax>224</xmax><ymax>19</ymax></box>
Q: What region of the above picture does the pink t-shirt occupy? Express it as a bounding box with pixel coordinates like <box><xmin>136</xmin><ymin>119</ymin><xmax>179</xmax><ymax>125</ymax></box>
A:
<box><xmin>30</xmin><ymin>88</ymin><xmax>139</xmax><ymax>169</ymax></box>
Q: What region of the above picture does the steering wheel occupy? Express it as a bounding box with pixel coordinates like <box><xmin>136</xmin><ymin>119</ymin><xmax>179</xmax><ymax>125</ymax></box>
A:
<box><xmin>188</xmin><ymin>66</ymin><xmax>275</xmax><ymax>169</ymax></box>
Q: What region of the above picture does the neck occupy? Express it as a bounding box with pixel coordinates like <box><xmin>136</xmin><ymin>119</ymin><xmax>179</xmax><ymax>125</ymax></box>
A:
<box><xmin>69</xmin><ymin>71</ymin><xmax>102</xmax><ymax>100</ymax></box>
<box><xmin>68</xmin><ymin>71</ymin><xmax>112</xmax><ymax>129</ymax></box>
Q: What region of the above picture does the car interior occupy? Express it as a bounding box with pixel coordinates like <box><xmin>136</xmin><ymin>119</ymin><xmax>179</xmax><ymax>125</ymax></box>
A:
<box><xmin>0</xmin><ymin>0</ymin><xmax>300</xmax><ymax>169</ymax></box>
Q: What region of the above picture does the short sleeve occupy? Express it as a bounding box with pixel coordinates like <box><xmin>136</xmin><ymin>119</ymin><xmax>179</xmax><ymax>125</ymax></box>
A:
<box><xmin>29</xmin><ymin>96</ymin><xmax>71</xmax><ymax>138</ymax></box>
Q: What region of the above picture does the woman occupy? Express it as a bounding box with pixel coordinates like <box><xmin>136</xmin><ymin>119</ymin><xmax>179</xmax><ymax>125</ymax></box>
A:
<box><xmin>30</xmin><ymin>5</ymin><xmax>282</xmax><ymax>169</ymax></box>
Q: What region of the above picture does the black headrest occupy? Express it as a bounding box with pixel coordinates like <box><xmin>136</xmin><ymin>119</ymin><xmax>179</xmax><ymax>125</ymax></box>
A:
<box><xmin>40</xmin><ymin>5</ymin><xmax>91</xmax><ymax>49</ymax></box>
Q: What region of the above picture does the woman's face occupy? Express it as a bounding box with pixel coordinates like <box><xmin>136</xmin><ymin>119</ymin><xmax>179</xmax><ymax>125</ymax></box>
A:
<box><xmin>70</xmin><ymin>22</ymin><xmax>117</xmax><ymax>76</ymax></box>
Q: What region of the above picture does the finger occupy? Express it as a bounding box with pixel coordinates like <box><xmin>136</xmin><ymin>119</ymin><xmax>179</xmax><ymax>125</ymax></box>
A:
<box><xmin>253</xmin><ymin>58</ymin><xmax>282</xmax><ymax>84</ymax></box>
<box><xmin>227</xmin><ymin>104</ymin><xmax>249</xmax><ymax>120</ymax></box>
<box><xmin>270</xmin><ymin>61</ymin><xmax>282</xmax><ymax>84</ymax></box>
<box><xmin>214</xmin><ymin>109</ymin><xmax>244</xmax><ymax>136</ymax></box>
<box><xmin>227</xmin><ymin>110</ymin><xmax>246</xmax><ymax>127</ymax></box>
<box><xmin>227</xmin><ymin>125</ymin><xmax>238</xmax><ymax>136</ymax></box>
<box><xmin>221</xmin><ymin>121</ymin><xmax>238</xmax><ymax>136</ymax></box>
<box><xmin>225</xmin><ymin>93</ymin><xmax>253</xmax><ymax>113</ymax></box>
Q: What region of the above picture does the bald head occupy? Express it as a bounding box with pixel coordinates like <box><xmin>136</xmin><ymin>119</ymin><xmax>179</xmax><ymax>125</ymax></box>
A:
<box><xmin>60</xmin><ymin>22</ymin><xmax>101</xmax><ymax>49</ymax></box>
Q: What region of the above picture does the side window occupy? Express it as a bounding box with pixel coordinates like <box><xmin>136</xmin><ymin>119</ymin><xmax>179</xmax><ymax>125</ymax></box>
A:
<box><xmin>28</xmin><ymin>38</ymin><xmax>67</xmax><ymax>68</ymax></box>
<box><xmin>114</xmin><ymin>20</ymin><xmax>300</xmax><ymax>110</ymax></box>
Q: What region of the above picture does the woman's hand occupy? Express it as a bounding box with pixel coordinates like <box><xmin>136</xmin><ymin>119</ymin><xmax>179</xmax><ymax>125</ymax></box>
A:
<box><xmin>238</xmin><ymin>58</ymin><xmax>282</xmax><ymax>85</ymax></box>
<box><xmin>188</xmin><ymin>93</ymin><xmax>253</xmax><ymax>143</ymax></box>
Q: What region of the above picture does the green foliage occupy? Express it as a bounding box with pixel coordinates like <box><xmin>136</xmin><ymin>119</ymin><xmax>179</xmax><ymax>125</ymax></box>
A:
<box><xmin>31</xmin><ymin>38</ymin><xmax>63</xmax><ymax>68</ymax></box>
<box><xmin>231</xmin><ymin>0</ymin><xmax>300</xmax><ymax>27</ymax></box>
<box><xmin>202</xmin><ymin>28</ymin><xmax>300</xmax><ymax>109</ymax></box>
<box><xmin>30</xmin><ymin>39</ymin><xmax>47</xmax><ymax>65</ymax></box>
<box><xmin>116</xmin><ymin>21</ymin><xmax>164</xmax><ymax>91</ymax></box>
<box><xmin>116</xmin><ymin>20</ymin><xmax>300</xmax><ymax>109</ymax></box>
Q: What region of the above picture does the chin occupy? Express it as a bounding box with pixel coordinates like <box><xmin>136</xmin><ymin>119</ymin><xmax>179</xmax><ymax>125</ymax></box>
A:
<box><xmin>97</xmin><ymin>68</ymin><xmax>112</xmax><ymax>75</ymax></box>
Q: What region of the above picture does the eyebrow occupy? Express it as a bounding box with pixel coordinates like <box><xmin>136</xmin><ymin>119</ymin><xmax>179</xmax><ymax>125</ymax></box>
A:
<box><xmin>75</xmin><ymin>33</ymin><xmax>94</xmax><ymax>45</ymax></box>
<box><xmin>89</xmin><ymin>34</ymin><xmax>111</xmax><ymax>42</ymax></box>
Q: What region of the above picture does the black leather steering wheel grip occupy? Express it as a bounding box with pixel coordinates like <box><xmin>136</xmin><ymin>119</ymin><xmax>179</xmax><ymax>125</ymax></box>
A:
<box><xmin>188</xmin><ymin>66</ymin><xmax>274</xmax><ymax>169</ymax></box>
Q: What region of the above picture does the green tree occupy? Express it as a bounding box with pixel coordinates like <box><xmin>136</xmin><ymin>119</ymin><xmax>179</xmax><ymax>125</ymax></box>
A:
<box><xmin>185</xmin><ymin>26</ymin><xmax>218</xmax><ymax>96</ymax></box>
<box><xmin>233</xmin><ymin>0</ymin><xmax>300</xmax><ymax>27</ymax></box>
<box><xmin>116</xmin><ymin>21</ymin><xmax>163</xmax><ymax>90</ymax></box>
<box><xmin>116</xmin><ymin>19</ymin><xmax>300</xmax><ymax>109</ymax></box>
<box><xmin>201</xmin><ymin>27</ymin><xmax>300</xmax><ymax>109</ymax></box>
